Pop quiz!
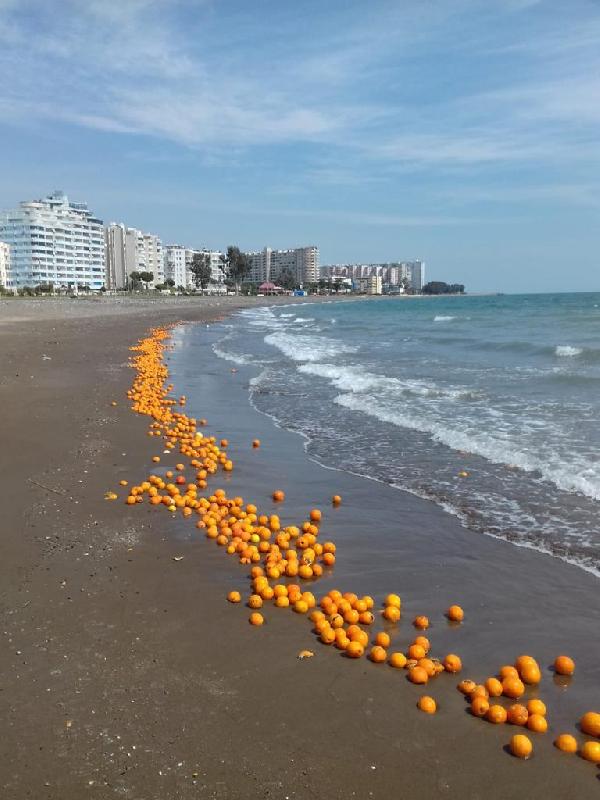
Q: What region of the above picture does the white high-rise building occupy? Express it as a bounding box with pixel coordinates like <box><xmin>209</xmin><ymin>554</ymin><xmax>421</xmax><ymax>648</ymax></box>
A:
<box><xmin>0</xmin><ymin>191</ymin><xmax>105</xmax><ymax>291</ymax></box>
<box><xmin>164</xmin><ymin>247</ymin><xmax>226</xmax><ymax>292</ymax></box>
<box><xmin>0</xmin><ymin>241</ymin><xmax>11</xmax><ymax>291</ymax></box>
<box><xmin>105</xmin><ymin>223</ymin><xmax>164</xmax><ymax>289</ymax></box>
<box><xmin>246</xmin><ymin>246</ymin><xmax>319</xmax><ymax>286</ymax></box>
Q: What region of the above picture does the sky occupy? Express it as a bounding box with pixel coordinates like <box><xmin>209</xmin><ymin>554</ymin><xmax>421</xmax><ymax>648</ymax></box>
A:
<box><xmin>0</xmin><ymin>0</ymin><xmax>599</xmax><ymax>293</ymax></box>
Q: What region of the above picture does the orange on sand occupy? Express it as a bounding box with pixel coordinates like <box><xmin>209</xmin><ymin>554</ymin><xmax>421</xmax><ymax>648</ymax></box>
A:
<box><xmin>252</xmin><ymin>439</ymin><xmax>261</xmax><ymax>448</ymax></box>
<box><xmin>443</xmin><ymin>654</ymin><xmax>462</xmax><ymax>673</ymax></box>
<box><xmin>510</xmin><ymin>734</ymin><xmax>533</xmax><ymax>759</ymax></box>
<box><xmin>375</xmin><ymin>632</ymin><xmax>391</xmax><ymax>648</ymax></box>
<box><xmin>385</xmin><ymin>593</ymin><xmax>401</xmax><ymax>609</ymax></box>
<box><xmin>389</xmin><ymin>652</ymin><xmax>407</xmax><ymax>669</ymax></box>
<box><xmin>580</xmin><ymin>741</ymin><xmax>600</xmax><ymax>763</ymax></box>
<box><xmin>507</xmin><ymin>704</ymin><xmax>529</xmax><ymax>726</ymax></box>
<box><xmin>346</xmin><ymin>641</ymin><xmax>364</xmax><ymax>658</ymax></box>
<box><xmin>417</xmin><ymin>658</ymin><xmax>436</xmax><ymax>677</ymax></box>
<box><xmin>446</xmin><ymin>605</ymin><xmax>464</xmax><ymax>622</ymax></box>
<box><xmin>248</xmin><ymin>594</ymin><xmax>263</xmax><ymax>609</ymax></box>
<box><xmin>526</xmin><ymin>699</ymin><xmax>546</xmax><ymax>717</ymax></box>
<box><xmin>383</xmin><ymin>605</ymin><xmax>401</xmax><ymax>622</ymax></box>
<box><xmin>408</xmin><ymin>644</ymin><xmax>426</xmax><ymax>661</ymax></box>
<box><xmin>486</xmin><ymin>705</ymin><xmax>508</xmax><ymax>724</ymax></box>
<box><xmin>580</xmin><ymin>711</ymin><xmax>600</xmax><ymax>737</ymax></box>
<box><xmin>413</xmin><ymin>635</ymin><xmax>430</xmax><ymax>653</ymax></box>
<box><xmin>554</xmin><ymin>734</ymin><xmax>578</xmax><ymax>753</ymax></box>
<box><xmin>249</xmin><ymin>612</ymin><xmax>264</xmax><ymax>626</ymax></box>
<box><xmin>408</xmin><ymin>666</ymin><xmax>429</xmax><ymax>685</ymax></box>
<box><xmin>471</xmin><ymin>696</ymin><xmax>490</xmax><ymax>717</ymax></box>
<box><xmin>554</xmin><ymin>655</ymin><xmax>575</xmax><ymax>676</ymax></box>
<box><xmin>485</xmin><ymin>677</ymin><xmax>503</xmax><ymax>697</ymax></box>
<box><xmin>502</xmin><ymin>676</ymin><xmax>525</xmax><ymax>699</ymax></box>
<box><xmin>470</xmin><ymin>684</ymin><xmax>489</xmax><ymax>700</ymax></box>
<box><xmin>272</xmin><ymin>489</ymin><xmax>285</xmax><ymax>502</ymax></box>
<box><xmin>417</xmin><ymin>696</ymin><xmax>437</xmax><ymax>714</ymax></box>
<box><xmin>227</xmin><ymin>590</ymin><xmax>241</xmax><ymax>603</ymax></box>
<box><xmin>310</xmin><ymin>508</ymin><xmax>321</xmax><ymax>522</ymax></box>
<box><xmin>520</xmin><ymin>661</ymin><xmax>542</xmax><ymax>685</ymax></box>
<box><xmin>457</xmin><ymin>680</ymin><xmax>477</xmax><ymax>696</ymax></box>
<box><xmin>332</xmin><ymin>494</ymin><xmax>342</xmax><ymax>505</ymax></box>
<box><xmin>413</xmin><ymin>615</ymin><xmax>429</xmax><ymax>630</ymax></box>
<box><xmin>499</xmin><ymin>665</ymin><xmax>520</xmax><ymax>681</ymax></box>
<box><xmin>527</xmin><ymin>714</ymin><xmax>548</xmax><ymax>734</ymax></box>
<box><xmin>369</xmin><ymin>645</ymin><xmax>387</xmax><ymax>663</ymax></box>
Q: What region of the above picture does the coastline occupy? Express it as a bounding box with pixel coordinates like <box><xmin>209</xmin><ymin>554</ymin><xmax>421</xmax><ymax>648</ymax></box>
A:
<box><xmin>1</xmin><ymin>296</ymin><xmax>598</xmax><ymax>798</ymax></box>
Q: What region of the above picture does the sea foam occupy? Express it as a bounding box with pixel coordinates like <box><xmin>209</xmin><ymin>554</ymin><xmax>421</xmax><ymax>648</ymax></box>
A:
<box><xmin>555</xmin><ymin>345</ymin><xmax>583</xmax><ymax>357</ymax></box>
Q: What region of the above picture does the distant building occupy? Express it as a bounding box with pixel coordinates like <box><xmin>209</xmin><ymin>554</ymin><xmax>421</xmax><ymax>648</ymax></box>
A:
<box><xmin>0</xmin><ymin>241</ymin><xmax>11</xmax><ymax>290</ymax></box>
<box><xmin>105</xmin><ymin>223</ymin><xmax>164</xmax><ymax>289</ymax></box>
<box><xmin>164</xmin><ymin>246</ymin><xmax>226</xmax><ymax>293</ymax></box>
<box><xmin>246</xmin><ymin>246</ymin><xmax>319</xmax><ymax>286</ymax></box>
<box><xmin>0</xmin><ymin>191</ymin><xmax>105</xmax><ymax>291</ymax></box>
<box><xmin>322</xmin><ymin>260</ymin><xmax>425</xmax><ymax>293</ymax></box>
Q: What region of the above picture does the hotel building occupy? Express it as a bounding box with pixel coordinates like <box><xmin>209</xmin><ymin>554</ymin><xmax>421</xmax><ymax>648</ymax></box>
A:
<box><xmin>0</xmin><ymin>191</ymin><xmax>105</xmax><ymax>290</ymax></box>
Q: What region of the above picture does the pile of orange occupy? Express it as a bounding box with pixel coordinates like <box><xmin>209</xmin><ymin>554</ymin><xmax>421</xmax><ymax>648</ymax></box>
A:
<box><xmin>109</xmin><ymin>326</ymin><xmax>599</xmax><ymax>774</ymax></box>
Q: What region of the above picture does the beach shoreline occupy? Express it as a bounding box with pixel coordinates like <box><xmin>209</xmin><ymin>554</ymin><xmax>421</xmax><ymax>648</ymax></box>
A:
<box><xmin>1</xmin><ymin>296</ymin><xmax>598</xmax><ymax>798</ymax></box>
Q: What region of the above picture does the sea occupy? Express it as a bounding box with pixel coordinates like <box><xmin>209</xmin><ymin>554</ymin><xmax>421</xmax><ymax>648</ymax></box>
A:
<box><xmin>211</xmin><ymin>293</ymin><xmax>600</xmax><ymax>577</ymax></box>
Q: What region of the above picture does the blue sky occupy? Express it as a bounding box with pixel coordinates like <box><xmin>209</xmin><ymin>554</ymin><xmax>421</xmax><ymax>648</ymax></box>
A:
<box><xmin>0</xmin><ymin>0</ymin><xmax>599</xmax><ymax>292</ymax></box>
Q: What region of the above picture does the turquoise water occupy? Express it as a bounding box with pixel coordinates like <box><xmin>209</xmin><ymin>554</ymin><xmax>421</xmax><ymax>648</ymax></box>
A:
<box><xmin>212</xmin><ymin>293</ymin><xmax>600</xmax><ymax>575</ymax></box>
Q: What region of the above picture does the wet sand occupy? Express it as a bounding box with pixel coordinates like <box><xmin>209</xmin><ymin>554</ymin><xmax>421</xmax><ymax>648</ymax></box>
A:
<box><xmin>1</xmin><ymin>297</ymin><xmax>598</xmax><ymax>798</ymax></box>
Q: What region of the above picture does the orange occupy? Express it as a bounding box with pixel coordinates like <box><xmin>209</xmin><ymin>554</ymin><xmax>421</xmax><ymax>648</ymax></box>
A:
<box><xmin>580</xmin><ymin>711</ymin><xmax>600</xmax><ymax>737</ymax></box>
<box><xmin>446</xmin><ymin>605</ymin><xmax>464</xmax><ymax>622</ymax></box>
<box><xmin>457</xmin><ymin>680</ymin><xmax>476</xmax><ymax>696</ymax></box>
<box><xmin>485</xmin><ymin>677</ymin><xmax>503</xmax><ymax>697</ymax></box>
<box><xmin>510</xmin><ymin>734</ymin><xmax>533</xmax><ymax>759</ymax></box>
<box><xmin>408</xmin><ymin>666</ymin><xmax>429</xmax><ymax>685</ymax></box>
<box><xmin>471</xmin><ymin>696</ymin><xmax>490</xmax><ymax>717</ymax></box>
<box><xmin>385</xmin><ymin>593</ymin><xmax>401</xmax><ymax>609</ymax></box>
<box><xmin>332</xmin><ymin>494</ymin><xmax>342</xmax><ymax>505</ymax></box>
<box><xmin>520</xmin><ymin>662</ymin><xmax>542</xmax><ymax>685</ymax></box>
<box><xmin>249</xmin><ymin>612</ymin><xmax>264</xmax><ymax>626</ymax></box>
<box><xmin>499</xmin><ymin>665</ymin><xmax>519</xmax><ymax>681</ymax></box>
<box><xmin>320</xmin><ymin>627</ymin><xmax>336</xmax><ymax>645</ymax></box>
<box><xmin>227</xmin><ymin>590</ymin><xmax>241</xmax><ymax>603</ymax></box>
<box><xmin>293</xmin><ymin>599</ymin><xmax>309</xmax><ymax>614</ymax></box>
<box><xmin>275</xmin><ymin>595</ymin><xmax>290</xmax><ymax>608</ymax></box>
<box><xmin>507</xmin><ymin>704</ymin><xmax>529</xmax><ymax>726</ymax></box>
<box><xmin>417</xmin><ymin>658</ymin><xmax>436</xmax><ymax>677</ymax></box>
<box><xmin>383</xmin><ymin>605</ymin><xmax>401</xmax><ymax>622</ymax></box>
<box><xmin>248</xmin><ymin>594</ymin><xmax>263</xmax><ymax>609</ymax></box>
<box><xmin>272</xmin><ymin>489</ymin><xmax>285</xmax><ymax>502</ymax></box>
<box><xmin>413</xmin><ymin>615</ymin><xmax>429</xmax><ymax>630</ymax></box>
<box><xmin>527</xmin><ymin>714</ymin><xmax>548</xmax><ymax>734</ymax></box>
<box><xmin>554</xmin><ymin>655</ymin><xmax>575</xmax><ymax>676</ymax></box>
<box><xmin>526</xmin><ymin>699</ymin><xmax>546</xmax><ymax>717</ymax></box>
<box><xmin>375</xmin><ymin>632</ymin><xmax>391</xmax><ymax>648</ymax></box>
<box><xmin>413</xmin><ymin>636</ymin><xmax>430</xmax><ymax>653</ymax></box>
<box><xmin>580</xmin><ymin>741</ymin><xmax>600</xmax><ymax>763</ymax></box>
<box><xmin>554</xmin><ymin>734</ymin><xmax>577</xmax><ymax>753</ymax></box>
<box><xmin>389</xmin><ymin>652</ymin><xmax>407</xmax><ymax>669</ymax></box>
<box><xmin>443</xmin><ymin>654</ymin><xmax>462</xmax><ymax>674</ymax></box>
<box><xmin>486</xmin><ymin>705</ymin><xmax>507</xmax><ymax>724</ymax></box>
<box><xmin>345</xmin><ymin>641</ymin><xmax>364</xmax><ymax>659</ymax></box>
<box><xmin>252</xmin><ymin>439</ymin><xmax>260</xmax><ymax>448</ymax></box>
<box><xmin>417</xmin><ymin>696</ymin><xmax>437</xmax><ymax>714</ymax></box>
<box><xmin>309</xmin><ymin>508</ymin><xmax>321</xmax><ymax>522</ymax></box>
<box><xmin>502</xmin><ymin>676</ymin><xmax>525</xmax><ymax>699</ymax></box>
<box><xmin>369</xmin><ymin>646</ymin><xmax>387</xmax><ymax>664</ymax></box>
<box><xmin>408</xmin><ymin>644</ymin><xmax>426</xmax><ymax>661</ymax></box>
<box><xmin>470</xmin><ymin>684</ymin><xmax>489</xmax><ymax>699</ymax></box>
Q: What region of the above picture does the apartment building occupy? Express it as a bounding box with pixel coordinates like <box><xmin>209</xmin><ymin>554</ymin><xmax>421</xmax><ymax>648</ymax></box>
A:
<box><xmin>246</xmin><ymin>246</ymin><xmax>319</xmax><ymax>286</ymax></box>
<box><xmin>0</xmin><ymin>241</ymin><xmax>11</xmax><ymax>290</ymax></box>
<box><xmin>0</xmin><ymin>191</ymin><xmax>105</xmax><ymax>290</ymax></box>
<box><xmin>322</xmin><ymin>261</ymin><xmax>425</xmax><ymax>292</ymax></box>
<box><xmin>105</xmin><ymin>223</ymin><xmax>164</xmax><ymax>289</ymax></box>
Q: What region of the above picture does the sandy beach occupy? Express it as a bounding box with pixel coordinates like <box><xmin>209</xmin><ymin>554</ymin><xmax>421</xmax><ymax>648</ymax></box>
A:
<box><xmin>1</xmin><ymin>296</ymin><xmax>598</xmax><ymax>799</ymax></box>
